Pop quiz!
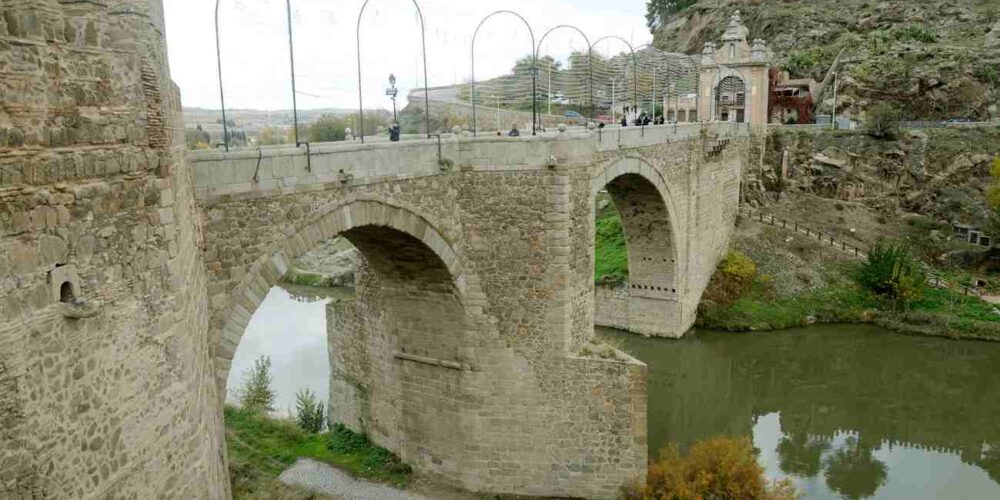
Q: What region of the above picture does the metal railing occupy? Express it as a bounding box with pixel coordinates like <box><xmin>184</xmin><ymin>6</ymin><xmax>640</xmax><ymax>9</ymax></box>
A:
<box><xmin>739</xmin><ymin>206</ymin><xmax>985</xmax><ymax>298</ymax></box>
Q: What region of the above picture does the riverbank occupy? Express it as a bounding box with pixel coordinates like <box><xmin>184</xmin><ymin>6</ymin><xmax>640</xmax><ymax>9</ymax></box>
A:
<box><xmin>707</xmin><ymin>216</ymin><xmax>1000</xmax><ymax>341</ymax></box>
<box><xmin>225</xmin><ymin>406</ymin><xmax>411</xmax><ymax>499</ymax></box>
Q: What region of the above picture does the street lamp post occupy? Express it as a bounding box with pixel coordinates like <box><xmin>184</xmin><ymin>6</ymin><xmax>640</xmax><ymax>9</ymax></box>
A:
<box><xmin>548</xmin><ymin>60</ymin><xmax>552</xmax><ymax>117</ymax></box>
<box><xmin>611</xmin><ymin>77</ymin><xmax>617</xmax><ymax>125</ymax></box>
<box><xmin>386</xmin><ymin>73</ymin><xmax>399</xmax><ymax>123</ymax></box>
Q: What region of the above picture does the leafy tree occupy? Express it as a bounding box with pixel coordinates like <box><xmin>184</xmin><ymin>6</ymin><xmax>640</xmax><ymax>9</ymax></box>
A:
<box><xmin>238</xmin><ymin>355</ymin><xmax>275</xmax><ymax>414</ymax></box>
<box><xmin>857</xmin><ymin>241</ymin><xmax>925</xmax><ymax>308</ymax></box>
<box><xmin>307</xmin><ymin>115</ymin><xmax>349</xmax><ymax>143</ymax></box>
<box><xmin>294</xmin><ymin>389</ymin><xmax>325</xmax><ymax>433</ymax></box>
<box><xmin>185</xmin><ymin>127</ymin><xmax>211</xmax><ymax>150</ymax></box>
<box><xmin>986</xmin><ymin>157</ymin><xmax>1000</xmax><ymax>210</ymax></box>
<box><xmin>645</xmin><ymin>0</ymin><xmax>697</xmax><ymax>32</ymax></box>
<box><xmin>863</xmin><ymin>102</ymin><xmax>901</xmax><ymax>140</ymax></box>
<box><xmin>258</xmin><ymin>127</ymin><xmax>291</xmax><ymax>146</ymax></box>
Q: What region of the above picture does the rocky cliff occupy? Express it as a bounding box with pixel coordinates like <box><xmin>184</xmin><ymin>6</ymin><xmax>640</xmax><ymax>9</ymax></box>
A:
<box><xmin>653</xmin><ymin>0</ymin><xmax>1000</xmax><ymax>120</ymax></box>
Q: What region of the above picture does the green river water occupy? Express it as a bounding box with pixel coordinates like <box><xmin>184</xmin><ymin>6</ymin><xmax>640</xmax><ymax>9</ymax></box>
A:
<box><xmin>599</xmin><ymin>324</ymin><xmax>1000</xmax><ymax>499</ymax></box>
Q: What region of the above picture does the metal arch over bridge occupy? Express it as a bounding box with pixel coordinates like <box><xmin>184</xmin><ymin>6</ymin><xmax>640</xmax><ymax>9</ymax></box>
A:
<box><xmin>213</xmin><ymin>1</ymin><xmax>714</xmax><ymax>150</ymax></box>
<box><xmin>471</xmin><ymin>10</ymin><xmax>537</xmax><ymax>137</ymax></box>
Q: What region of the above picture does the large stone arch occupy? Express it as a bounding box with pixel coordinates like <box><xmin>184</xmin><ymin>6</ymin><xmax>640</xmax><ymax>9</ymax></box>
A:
<box><xmin>591</xmin><ymin>157</ymin><xmax>689</xmax><ymax>337</ymax></box>
<box><xmin>210</xmin><ymin>198</ymin><xmax>479</xmax><ymax>394</ymax></box>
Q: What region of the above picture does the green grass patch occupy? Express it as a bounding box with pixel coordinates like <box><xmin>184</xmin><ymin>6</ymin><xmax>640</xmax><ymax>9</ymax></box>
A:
<box><xmin>595</xmin><ymin>206</ymin><xmax>628</xmax><ymax>285</ymax></box>
<box><xmin>285</xmin><ymin>267</ymin><xmax>333</xmax><ymax>287</ymax></box>
<box><xmin>698</xmin><ymin>278</ymin><xmax>875</xmax><ymax>332</ymax></box>
<box><xmin>225</xmin><ymin>406</ymin><xmax>410</xmax><ymax>499</ymax></box>
<box><xmin>697</xmin><ymin>255</ymin><xmax>1000</xmax><ymax>341</ymax></box>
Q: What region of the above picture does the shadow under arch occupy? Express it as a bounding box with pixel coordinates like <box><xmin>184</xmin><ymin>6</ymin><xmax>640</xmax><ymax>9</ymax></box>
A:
<box><xmin>211</xmin><ymin>199</ymin><xmax>479</xmax><ymax>395</ymax></box>
<box><xmin>591</xmin><ymin>157</ymin><xmax>687</xmax><ymax>337</ymax></box>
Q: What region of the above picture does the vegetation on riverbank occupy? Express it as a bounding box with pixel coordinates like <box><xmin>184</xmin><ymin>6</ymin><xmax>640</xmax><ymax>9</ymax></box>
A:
<box><xmin>695</xmin><ymin>248</ymin><xmax>1000</xmax><ymax>341</ymax></box>
<box><xmin>226</xmin><ymin>357</ymin><xmax>410</xmax><ymax>499</ymax></box>
<box><xmin>226</xmin><ymin>406</ymin><xmax>411</xmax><ymax>499</ymax></box>
<box><xmin>622</xmin><ymin>436</ymin><xmax>797</xmax><ymax>500</ymax></box>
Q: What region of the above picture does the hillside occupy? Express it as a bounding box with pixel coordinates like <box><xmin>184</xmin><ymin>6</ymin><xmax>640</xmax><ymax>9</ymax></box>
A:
<box><xmin>652</xmin><ymin>0</ymin><xmax>1000</xmax><ymax>120</ymax></box>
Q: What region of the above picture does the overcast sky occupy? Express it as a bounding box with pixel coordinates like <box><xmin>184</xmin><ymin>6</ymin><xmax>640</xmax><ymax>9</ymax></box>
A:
<box><xmin>163</xmin><ymin>0</ymin><xmax>651</xmax><ymax>111</ymax></box>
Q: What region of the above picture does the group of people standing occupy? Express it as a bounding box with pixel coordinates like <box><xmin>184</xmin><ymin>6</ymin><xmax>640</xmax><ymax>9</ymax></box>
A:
<box><xmin>619</xmin><ymin>105</ymin><xmax>666</xmax><ymax>127</ymax></box>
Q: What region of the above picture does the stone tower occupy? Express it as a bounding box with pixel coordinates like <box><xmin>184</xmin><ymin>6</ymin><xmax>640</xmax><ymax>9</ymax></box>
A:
<box><xmin>0</xmin><ymin>0</ymin><xmax>227</xmax><ymax>497</ymax></box>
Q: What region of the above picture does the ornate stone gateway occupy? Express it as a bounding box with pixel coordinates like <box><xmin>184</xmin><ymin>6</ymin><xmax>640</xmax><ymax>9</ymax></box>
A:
<box><xmin>698</xmin><ymin>12</ymin><xmax>771</xmax><ymax>125</ymax></box>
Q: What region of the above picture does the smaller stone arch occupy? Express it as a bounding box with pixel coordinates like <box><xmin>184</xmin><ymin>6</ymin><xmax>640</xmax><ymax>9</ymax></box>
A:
<box><xmin>211</xmin><ymin>199</ymin><xmax>478</xmax><ymax>395</ymax></box>
<box><xmin>591</xmin><ymin>157</ymin><xmax>688</xmax><ymax>337</ymax></box>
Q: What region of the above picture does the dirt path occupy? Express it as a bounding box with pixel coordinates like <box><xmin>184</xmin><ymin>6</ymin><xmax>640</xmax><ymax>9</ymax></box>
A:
<box><xmin>279</xmin><ymin>459</ymin><xmax>430</xmax><ymax>500</ymax></box>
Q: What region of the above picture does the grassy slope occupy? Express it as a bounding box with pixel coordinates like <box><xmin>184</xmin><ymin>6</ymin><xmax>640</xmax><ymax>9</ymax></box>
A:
<box><xmin>225</xmin><ymin>406</ymin><xmax>410</xmax><ymax>500</ymax></box>
<box><xmin>595</xmin><ymin>203</ymin><xmax>628</xmax><ymax>284</ymax></box>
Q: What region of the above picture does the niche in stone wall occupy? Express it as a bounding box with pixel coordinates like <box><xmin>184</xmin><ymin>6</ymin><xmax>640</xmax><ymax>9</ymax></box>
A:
<box><xmin>49</xmin><ymin>264</ymin><xmax>80</xmax><ymax>304</ymax></box>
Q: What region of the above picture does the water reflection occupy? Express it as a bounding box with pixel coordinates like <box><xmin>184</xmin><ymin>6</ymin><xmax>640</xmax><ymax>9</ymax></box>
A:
<box><xmin>601</xmin><ymin>324</ymin><xmax>1000</xmax><ymax>499</ymax></box>
<box><xmin>225</xmin><ymin>284</ymin><xmax>354</xmax><ymax>416</ymax></box>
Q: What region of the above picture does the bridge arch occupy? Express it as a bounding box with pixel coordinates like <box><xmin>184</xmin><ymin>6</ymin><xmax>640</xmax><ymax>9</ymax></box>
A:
<box><xmin>591</xmin><ymin>157</ymin><xmax>687</xmax><ymax>337</ymax></box>
<box><xmin>211</xmin><ymin>199</ymin><xmax>478</xmax><ymax>394</ymax></box>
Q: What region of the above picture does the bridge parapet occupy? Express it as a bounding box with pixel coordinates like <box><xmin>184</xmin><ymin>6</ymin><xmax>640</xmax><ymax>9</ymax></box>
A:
<box><xmin>189</xmin><ymin>122</ymin><xmax>751</xmax><ymax>201</ymax></box>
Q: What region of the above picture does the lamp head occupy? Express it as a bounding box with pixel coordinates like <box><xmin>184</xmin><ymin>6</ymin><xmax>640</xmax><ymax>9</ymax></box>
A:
<box><xmin>389</xmin><ymin>73</ymin><xmax>396</xmax><ymax>86</ymax></box>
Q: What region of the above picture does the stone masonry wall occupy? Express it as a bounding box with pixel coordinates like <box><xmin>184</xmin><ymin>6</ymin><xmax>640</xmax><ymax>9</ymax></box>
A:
<box><xmin>0</xmin><ymin>0</ymin><xmax>225</xmax><ymax>498</ymax></box>
<box><xmin>594</xmin><ymin>285</ymin><xmax>630</xmax><ymax>331</ymax></box>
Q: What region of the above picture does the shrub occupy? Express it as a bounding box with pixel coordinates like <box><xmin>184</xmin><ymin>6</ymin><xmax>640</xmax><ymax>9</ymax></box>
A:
<box><xmin>238</xmin><ymin>356</ymin><xmax>276</xmax><ymax>414</ymax></box>
<box><xmin>857</xmin><ymin>242</ymin><xmax>925</xmax><ymax>307</ymax></box>
<box><xmin>327</xmin><ymin>423</ymin><xmax>371</xmax><ymax>454</ymax></box>
<box><xmin>895</xmin><ymin>24</ymin><xmax>938</xmax><ymax>44</ymax></box>
<box><xmin>864</xmin><ymin>103</ymin><xmax>900</xmax><ymax>140</ymax></box>
<box><xmin>624</xmin><ymin>436</ymin><xmax>797</xmax><ymax>499</ymax></box>
<box><xmin>703</xmin><ymin>251</ymin><xmax>758</xmax><ymax>305</ymax></box>
<box><xmin>294</xmin><ymin>389</ymin><xmax>325</xmax><ymax>434</ymax></box>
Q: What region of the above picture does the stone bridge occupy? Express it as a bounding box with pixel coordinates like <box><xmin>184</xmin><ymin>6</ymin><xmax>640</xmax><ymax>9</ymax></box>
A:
<box><xmin>190</xmin><ymin>123</ymin><xmax>753</xmax><ymax>497</ymax></box>
<box><xmin>0</xmin><ymin>0</ymin><xmax>758</xmax><ymax>498</ymax></box>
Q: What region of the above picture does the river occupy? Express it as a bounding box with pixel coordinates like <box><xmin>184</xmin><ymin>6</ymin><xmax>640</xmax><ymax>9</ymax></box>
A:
<box><xmin>600</xmin><ymin>324</ymin><xmax>1000</xmax><ymax>499</ymax></box>
<box><xmin>229</xmin><ymin>285</ymin><xmax>1000</xmax><ymax>498</ymax></box>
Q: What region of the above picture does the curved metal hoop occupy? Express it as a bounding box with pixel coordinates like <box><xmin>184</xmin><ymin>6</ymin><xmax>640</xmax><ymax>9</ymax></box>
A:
<box><xmin>590</xmin><ymin>35</ymin><xmax>639</xmax><ymax>112</ymax></box>
<box><xmin>214</xmin><ymin>0</ymin><xmax>302</xmax><ymax>151</ymax></box>
<box><xmin>357</xmin><ymin>0</ymin><xmax>431</xmax><ymax>143</ymax></box>
<box><xmin>470</xmin><ymin>10</ymin><xmax>536</xmax><ymax>137</ymax></box>
<box><xmin>632</xmin><ymin>43</ymin><xmax>701</xmax><ymax>121</ymax></box>
<box><xmin>536</xmin><ymin>24</ymin><xmax>592</xmax><ymax>123</ymax></box>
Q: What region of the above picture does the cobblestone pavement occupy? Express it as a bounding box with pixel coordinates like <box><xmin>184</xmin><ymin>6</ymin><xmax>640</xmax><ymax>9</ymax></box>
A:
<box><xmin>278</xmin><ymin>458</ymin><xmax>431</xmax><ymax>500</ymax></box>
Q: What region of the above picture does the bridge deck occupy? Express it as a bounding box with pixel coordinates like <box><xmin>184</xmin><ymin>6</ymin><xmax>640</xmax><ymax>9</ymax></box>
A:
<box><xmin>189</xmin><ymin>122</ymin><xmax>754</xmax><ymax>201</ymax></box>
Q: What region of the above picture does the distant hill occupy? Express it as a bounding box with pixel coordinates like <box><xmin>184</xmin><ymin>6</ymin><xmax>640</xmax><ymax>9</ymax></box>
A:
<box><xmin>651</xmin><ymin>0</ymin><xmax>1000</xmax><ymax>120</ymax></box>
<box><xmin>182</xmin><ymin>107</ymin><xmax>357</xmax><ymax>131</ymax></box>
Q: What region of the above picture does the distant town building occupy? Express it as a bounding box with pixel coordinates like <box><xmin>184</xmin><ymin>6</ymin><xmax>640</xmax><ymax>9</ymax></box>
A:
<box><xmin>769</xmin><ymin>69</ymin><xmax>816</xmax><ymax>124</ymax></box>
